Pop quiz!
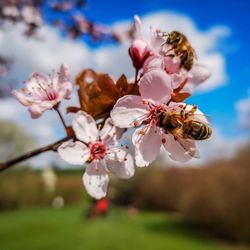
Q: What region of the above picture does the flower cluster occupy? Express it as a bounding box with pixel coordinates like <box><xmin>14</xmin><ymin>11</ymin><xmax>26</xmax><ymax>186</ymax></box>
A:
<box><xmin>12</xmin><ymin>16</ymin><xmax>212</xmax><ymax>199</ymax></box>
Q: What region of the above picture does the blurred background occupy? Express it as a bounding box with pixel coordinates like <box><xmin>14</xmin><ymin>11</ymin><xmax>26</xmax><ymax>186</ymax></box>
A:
<box><xmin>0</xmin><ymin>0</ymin><xmax>249</xmax><ymax>249</ymax></box>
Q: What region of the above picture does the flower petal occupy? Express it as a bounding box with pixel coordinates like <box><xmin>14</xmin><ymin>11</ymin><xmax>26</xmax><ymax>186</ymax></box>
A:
<box><xmin>28</xmin><ymin>101</ymin><xmax>56</xmax><ymax>119</ymax></box>
<box><xmin>58</xmin><ymin>64</ymin><xmax>70</xmax><ymax>83</ymax></box>
<box><xmin>162</xmin><ymin>133</ymin><xmax>198</xmax><ymax>162</ymax></box>
<box><xmin>83</xmin><ymin>171</ymin><xmax>109</xmax><ymax>199</ymax></box>
<box><xmin>58</xmin><ymin>81</ymin><xmax>72</xmax><ymax>100</ymax></box>
<box><xmin>143</xmin><ymin>56</ymin><xmax>164</xmax><ymax>74</ymax></box>
<box><xmin>58</xmin><ymin>64</ymin><xmax>72</xmax><ymax>99</ymax></box>
<box><xmin>58</xmin><ymin>141</ymin><xmax>90</xmax><ymax>165</ymax></box>
<box><xmin>164</xmin><ymin>56</ymin><xmax>181</xmax><ymax>74</ymax></box>
<box><xmin>139</xmin><ymin>69</ymin><xmax>172</xmax><ymax>104</ymax></box>
<box><xmin>100</xmin><ymin>118</ymin><xmax>124</xmax><ymax>145</ymax></box>
<box><xmin>111</xmin><ymin>95</ymin><xmax>147</xmax><ymax>128</ymax></box>
<box><xmin>106</xmin><ymin>149</ymin><xmax>135</xmax><ymax>179</ymax></box>
<box><xmin>26</xmin><ymin>72</ymin><xmax>50</xmax><ymax>95</ymax></box>
<box><xmin>134</xmin><ymin>15</ymin><xmax>143</xmax><ymax>39</ymax></box>
<box><xmin>85</xmin><ymin>160</ymin><xmax>108</xmax><ymax>175</ymax></box>
<box><xmin>72</xmin><ymin>111</ymin><xmax>98</xmax><ymax>143</ymax></box>
<box><xmin>150</xmin><ymin>34</ymin><xmax>166</xmax><ymax>54</ymax></box>
<box><xmin>132</xmin><ymin>125</ymin><xmax>162</xmax><ymax>167</ymax></box>
<box><xmin>12</xmin><ymin>90</ymin><xmax>33</xmax><ymax>106</ymax></box>
<box><xmin>188</xmin><ymin>64</ymin><xmax>211</xmax><ymax>85</ymax></box>
<box><xmin>134</xmin><ymin>144</ymin><xmax>151</xmax><ymax>167</ymax></box>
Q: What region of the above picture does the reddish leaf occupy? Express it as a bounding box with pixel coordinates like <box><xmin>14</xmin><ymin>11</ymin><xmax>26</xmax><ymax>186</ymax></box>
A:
<box><xmin>66</xmin><ymin>106</ymin><xmax>81</xmax><ymax>114</ymax></box>
<box><xmin>76</xmin><ymin>69</ymin><xmax>140</xmax><ymax>120</ymax></box>
<box><xmin>171</xmin><ymin>92</ymin><xmax>191</xmax><ymax>102</ymax></box>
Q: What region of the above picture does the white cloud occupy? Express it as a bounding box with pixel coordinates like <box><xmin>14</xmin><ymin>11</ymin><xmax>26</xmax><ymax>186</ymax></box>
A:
<box><xmin>235</xmin><ymin>89</ymin><xmax>250</xmax><ymax>130</ymax></box>
<box><xmin>0</xmin><ymin>11</ymin><xmax>232</xmax><ymax>167</ymax></box>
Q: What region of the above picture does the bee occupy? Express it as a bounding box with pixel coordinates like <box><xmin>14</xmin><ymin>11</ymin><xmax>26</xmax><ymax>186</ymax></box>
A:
<box><xmin>163</xmin><ymin>31</ymin><xmax>196</xmax><ymax>71</ymax></box>
<box><xmin>157</xmin><ymin>105</ymin><xmax>212</xmax><ymax>158</ymax></box>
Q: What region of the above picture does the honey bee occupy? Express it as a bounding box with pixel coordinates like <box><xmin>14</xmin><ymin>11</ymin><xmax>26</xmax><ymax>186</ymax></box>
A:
<box><xmin>163</xmin><ymin>31</ymin><xmax>196</xmax><ymax>71</ymax></box>
<box><xmin>157</xmin><ymin>105</ymin><xmax>212</xmax><ymax>158</ymax></box>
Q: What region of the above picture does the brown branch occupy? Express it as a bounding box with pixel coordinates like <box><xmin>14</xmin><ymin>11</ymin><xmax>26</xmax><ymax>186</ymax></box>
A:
<box><xmin>0</xmin><ymin>135</ymin><xmax>74</xmax><ymax>173</ymax></box>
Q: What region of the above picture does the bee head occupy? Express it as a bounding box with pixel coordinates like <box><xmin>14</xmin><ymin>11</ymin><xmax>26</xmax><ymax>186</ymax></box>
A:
<box><xmin>157</xmin><ymin>111</ymin><xmax>167</xmax><ymax>127</ymax></box>
<box><xmin>167</xmin><ymin>31</ymin><xmax>182</xmax><ymax>44</ymax></box>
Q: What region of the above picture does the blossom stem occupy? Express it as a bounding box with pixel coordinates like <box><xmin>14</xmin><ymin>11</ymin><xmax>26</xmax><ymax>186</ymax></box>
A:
<box><xmin>54</xmin><ymin>106</ymin><xmax>68</xmax><ymax>133</ymax></box>
<box><xmin>134</xmin><ymin>69</ymin><xmax>139</xmax><ymax>84</ymax></box>
<box><xmin>0</xmin><ymin>135</ymin><xmax>74</xmax><ymax>173</ymax></box>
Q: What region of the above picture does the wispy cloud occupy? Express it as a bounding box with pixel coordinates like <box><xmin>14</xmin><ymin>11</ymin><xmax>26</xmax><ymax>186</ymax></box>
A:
<box><xmin>235</xmin><ymin>88</ymin><xmax>250</xmax><ymax>130</ymax></box>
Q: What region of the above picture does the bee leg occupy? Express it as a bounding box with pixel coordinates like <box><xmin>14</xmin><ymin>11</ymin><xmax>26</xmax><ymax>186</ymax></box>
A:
<box><xmin>189</xmin><ymin>105</ymin><xmax>197</xmax><ymax>114</ymax></box>
<box><xmin>181</xmin><ymin>105</ymin><xmax>188</xmax><ymax>120</ymax></box>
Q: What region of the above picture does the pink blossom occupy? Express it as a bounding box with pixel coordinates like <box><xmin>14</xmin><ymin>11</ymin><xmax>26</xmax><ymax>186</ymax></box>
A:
<box><xmin>12</xmin><ymin>64</ymin><xmax>72</xmax><ymax>119</ymax></box>
<box><xmin>111</xmin><ymin>71</ymin><xmax>205</xmax><ymax>166</ymax></box>
<box><xmin>58</xmin><ymin>111</ymin><xmax>134</xmax><ymax>199</ymax></box>
<box><xmin>111</xmin><ymin>69</ymin><xmax>169</xmax><ymax>166</ymax></box>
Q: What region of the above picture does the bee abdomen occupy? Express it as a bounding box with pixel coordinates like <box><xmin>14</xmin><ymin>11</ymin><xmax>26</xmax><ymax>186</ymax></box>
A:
<box><xmin>185</xmin><ymin>121</ymin><xmax>212</xmax><ymax>140</ymax></box>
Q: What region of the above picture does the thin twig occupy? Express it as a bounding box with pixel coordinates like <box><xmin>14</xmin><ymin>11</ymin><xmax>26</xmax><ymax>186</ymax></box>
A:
<box><xmin>134</xmin><ymin>69</ymin><xmax>139</xmax><ymax>85</ymax></box>
<box><xmin>54</xmin><ymin>106</ymin><xmax>68</xmax><ymax>132</ymax></box>
<box><xmin>0</xmin><ymin>135</ymin><xmax>74</xmax><ymax>173</ymax></box>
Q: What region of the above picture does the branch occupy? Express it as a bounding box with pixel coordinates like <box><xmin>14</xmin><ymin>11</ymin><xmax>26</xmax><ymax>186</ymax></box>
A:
<box><xmin>0</xmin><ymin>135</ymin><xmax>74</xmax><ymax>173</ymax></box>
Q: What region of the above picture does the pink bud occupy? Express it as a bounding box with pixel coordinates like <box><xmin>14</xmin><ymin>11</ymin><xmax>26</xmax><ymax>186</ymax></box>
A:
<box><xmin>129</xmin><ymin>39</ymin><xmax>151</xmax><ymax>70</ymax></box>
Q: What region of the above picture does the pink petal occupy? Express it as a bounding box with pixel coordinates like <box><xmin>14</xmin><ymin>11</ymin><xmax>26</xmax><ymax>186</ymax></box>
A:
<box><xmin>106</xmin><ymin>149</ymin><xmax>135</xmax><ymax>179</ymax></box>
<box><xmin>111</xmin><ymin>95</ymin><xmax>148</xmax><ymax>128</ymax></box>
<box><xmin>162</xmin><ymin>134</ymin><xmax>198</xmax><ymax>162</ymax></box>
<box><xmin>58</xmin><ymin>141</ymin><xmax>90</xmax><ymax>165</ymax></box>
<box><xmin>132</xmin><ymin>125</ymin><xmax>162</xmax><ymax>167</ymax></box>
<box><xmin>164</xmin><ymin>56</ymin><xmax>181</xmax><ymax>74</ymax></box>
<box><xmin>58</xmin><ymin>64</ymin><xmax>70</xmax><ymax>83</ymax></box>
<box><xmin>82</xmin><ymin>171</ymin><xmax>109</xmax><ymax>199</ymax></box>
<box><xmin>27</xmin><ymin>72</ymin><xmax>50</xmax><ymax>93</ymax></box>
<box><xmin>99</xmin><ymin>118</ymin><xmax>124</xmax><ymax>145</ymax></box>
<box><xmin>134</xmin><ymin>15</ymin><xmax>143</xmax><ymax>39</ymax></box>
<box><xmin>188</xmin><ymin>64</ymin><xmax>211</xmax><ymax>85</ymax></box>
<box><xmin>12</xmin><ymin>90</ymin><xmax>33</xmax><ymax>106</ymax></box>
<box><xmin>170</xmin><ymin>71</ymin><xmax>187</xmax><ymax>89</ymax></box>
<box><xmin>72</xmin><ymin>111</ymin><xmax>98</xmax><ymax>143</ymax></box>
<box><xmin>129</xmin><ymin>40</ymin><xmax>151</xmax><ymax>70</ymax></box>
<box><xmin>85</xmin><ymin>160</ymin><xmax>108</xmax><ymax>175</ymax></box>
<box><xmin>58</xmin><ymin>64</ymin><xmax>72</xmax><ymax>99</ymax></box>
<box><xmin>139</xmin><ymin>69</ymin><xmax>172</xmax><ymax>104</ymax></box>
<box><xmin>134</xmin><ymin>144</ymin><xmax>151</xmax><ymax>167</ymax></box>
<box><xmin>28</xmin><ymin>100</ymin><xmax>56</xmax><ymax>119</ymax></box>
<box><xmin>143</xmin><ymin>56</ymin><xmax>164</xmax><ymax>74</ymax></box>
<box><xmin>58</xmin><ymin>81</ymin><xmax>72</xmax><ymax>100</ymax></box>
<box><xmin>150</xmin><ymin>34</ymin><xmax>166</xmax><ymax>54</ymax></box>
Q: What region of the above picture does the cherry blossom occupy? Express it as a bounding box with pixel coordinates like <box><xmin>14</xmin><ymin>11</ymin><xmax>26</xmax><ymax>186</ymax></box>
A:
<box><xmin>111</xmin><ymin>69</ymin><xmax>207</xmax><ymax>166</ymax></box>
<box><xmin>58</xmin><ymin>111</ymin><xmax>134</xmax><ymax>199</ymax></box>
<box><xmin>12</xmin><ymin>64</ymin><xmax>72</xmax><ymax>119</ymax></box>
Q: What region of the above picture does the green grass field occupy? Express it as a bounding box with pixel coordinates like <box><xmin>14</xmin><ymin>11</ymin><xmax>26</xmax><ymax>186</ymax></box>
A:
<box><xmin>0</xmin><ymin>206</ymin><xmax>247</xmax><ymax>250</ymax></box>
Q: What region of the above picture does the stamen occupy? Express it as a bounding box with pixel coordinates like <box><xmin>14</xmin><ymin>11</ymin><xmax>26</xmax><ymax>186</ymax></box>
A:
<box><xmin>139</xmin><ymin>129</ymin><xmax>145</xmax><ymax>135</ymax></box>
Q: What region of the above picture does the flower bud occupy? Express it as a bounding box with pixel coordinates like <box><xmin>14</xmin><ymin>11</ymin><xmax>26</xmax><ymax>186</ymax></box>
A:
<box><xmin>129</xmin><ymin>39</ymin><xmax>151</xmax><ymax>70</ymax></box>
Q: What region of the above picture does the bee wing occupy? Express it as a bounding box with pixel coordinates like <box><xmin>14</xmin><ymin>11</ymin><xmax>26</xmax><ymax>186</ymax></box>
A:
<box><xmin>171</xmin><ymin>128</ymin><xmax>200</xmax><ymax>159</ymax></box>
<box><xmin>176</xmin><ymin>135</ymin><xmax>200</xmax><ymax>159</ymax></box>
